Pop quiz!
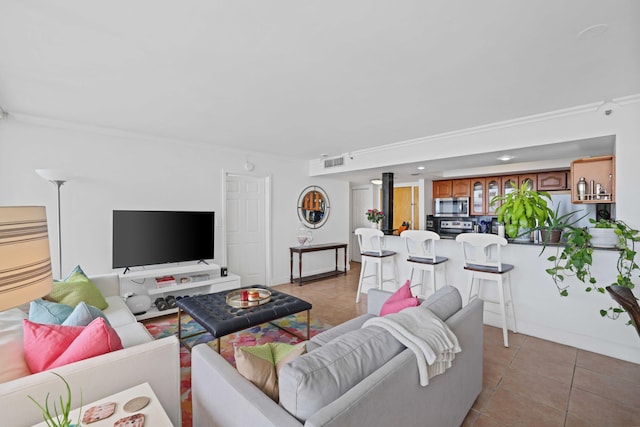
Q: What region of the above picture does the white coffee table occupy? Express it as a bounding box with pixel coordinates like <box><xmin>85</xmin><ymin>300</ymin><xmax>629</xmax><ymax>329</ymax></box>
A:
<box><xmin>32</xmin><ymin>382</ymin><xmax>173</xmax><ymax>426</ymax></box>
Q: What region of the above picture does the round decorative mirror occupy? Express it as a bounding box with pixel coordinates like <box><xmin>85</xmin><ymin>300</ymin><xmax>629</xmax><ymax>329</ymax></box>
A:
<box><xmin>297</xmin><ymin>186</ymin><xmax>330</xmax><ymax>229</ymax></box>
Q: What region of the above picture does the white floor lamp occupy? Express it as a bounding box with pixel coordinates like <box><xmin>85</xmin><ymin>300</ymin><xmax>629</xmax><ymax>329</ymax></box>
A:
<box><xmin>35</xmin><ymin>169</ymin><xmax>70</xmax><ymax>278</ymax></box>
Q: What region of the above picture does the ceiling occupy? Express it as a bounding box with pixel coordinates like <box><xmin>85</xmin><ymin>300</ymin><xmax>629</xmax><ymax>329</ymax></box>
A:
<box><xmin>0</xmin><ymin>1</ymin><xmax>638</xmax><ymax>165</ymax></box>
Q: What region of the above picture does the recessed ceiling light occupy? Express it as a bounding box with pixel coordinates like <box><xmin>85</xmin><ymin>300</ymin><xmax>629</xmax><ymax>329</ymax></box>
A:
<box><xmin>370</xmin><ymin>179</ymin><xmax>383</xmax><ymax>185</ymax></box>
<box><xmin>417</xmin><ymin>166</ymin><xmax>425</xmax><ymax>170</ymax></box>
<box><xmin>577</xmin><ymin>24</ymin><xmax>608</xmax><ymax>40</ymax></box>
<box><xmin>497</xmin><ymin>154</ymin><xmax>515</xmax><ymax>162</ymax></box>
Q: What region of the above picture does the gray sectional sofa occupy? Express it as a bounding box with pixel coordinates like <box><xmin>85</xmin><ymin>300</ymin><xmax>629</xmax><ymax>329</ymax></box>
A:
<box><xmin>191</xmin><ymin>286</ymin><xmax>483</xmax><ymax>427</ymax></box>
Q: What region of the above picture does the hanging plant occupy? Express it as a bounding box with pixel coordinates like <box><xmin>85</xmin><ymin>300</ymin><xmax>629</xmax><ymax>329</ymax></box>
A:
<box><xmin>542</xmin><ymin>218</ymin><xmax>640</xmax><ymax>323</ymax></box>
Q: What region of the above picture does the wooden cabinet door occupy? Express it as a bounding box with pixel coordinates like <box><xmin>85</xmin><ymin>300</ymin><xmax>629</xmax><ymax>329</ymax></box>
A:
<box><xmin>486</xmin><ymin>177</ymin><xmax>501</xmax><ymax>215</ymax></box>
<box><xmin>433</xmin><ymin>180</ymin><xmax>452</xmax><ymax>198</ymax></box>
<box><xmin>503</xmin><ymin>175</ymin><xmax>518</xmax><ymax>195</ymax></box>
<box><xmin>537</xmin><ymin>171</ymin><xmax>568</xmax><ymax>191</ymax></box>
<box><xmin>452</xmin><ymin>179</ymin><xmax>471</xmax><ymax>197</ymax></box>
<box><xmin>519</xmin><ymin>174</ymin><xmax>537</xmax><ymax>191</ymax></box>
<box><xmin>471</xmin><ymin>178</ymin><xmax>485</xmax><ymax>216</ymax></box>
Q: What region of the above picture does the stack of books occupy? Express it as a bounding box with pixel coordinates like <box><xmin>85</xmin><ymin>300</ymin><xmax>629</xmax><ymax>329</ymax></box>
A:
<box><xmin>155</xmin><ymin>276</ymin><xmax>176</xmax><ymax>288</ymax></box>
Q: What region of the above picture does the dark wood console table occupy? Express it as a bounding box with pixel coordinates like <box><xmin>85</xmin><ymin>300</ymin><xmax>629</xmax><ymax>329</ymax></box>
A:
<box><xmin>290</xmin><ymin>242</ymin><xmax>348</xmax><ymax>285</ymax></box>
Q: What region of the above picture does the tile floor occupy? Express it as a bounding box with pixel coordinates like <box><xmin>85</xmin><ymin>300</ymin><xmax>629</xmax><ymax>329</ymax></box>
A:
<box><xmin>273</xmin><ymin>262</ymin><xmax>640</xmax><ymax>427</ymax></box>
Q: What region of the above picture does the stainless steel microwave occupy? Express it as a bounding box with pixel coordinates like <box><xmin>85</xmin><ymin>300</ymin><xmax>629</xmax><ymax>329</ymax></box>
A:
<box><xmin>433</xmin><ymin>197</ymin><xmax>470</xmax><ymax>217</ymax></box>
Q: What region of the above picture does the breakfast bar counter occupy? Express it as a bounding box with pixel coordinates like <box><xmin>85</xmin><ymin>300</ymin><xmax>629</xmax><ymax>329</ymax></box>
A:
<box><xmin>364</xmin><ymin>234</ymin><xmax>639</xmax><ymax>364</ymax></box>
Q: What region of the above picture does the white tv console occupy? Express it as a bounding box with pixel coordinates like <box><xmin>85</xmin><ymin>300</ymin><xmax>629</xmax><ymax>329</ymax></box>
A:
<box><xmin>118</xmin><ymin>263</ymin><xmax>241</xmax><ymax>320</ymax></box>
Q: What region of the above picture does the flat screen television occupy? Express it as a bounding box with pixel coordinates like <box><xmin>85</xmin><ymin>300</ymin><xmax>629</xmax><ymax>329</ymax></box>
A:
<box><xmin>112</xmin><ymin>210</ymin><xmax>214</xmax><ymax>269</ymax></box>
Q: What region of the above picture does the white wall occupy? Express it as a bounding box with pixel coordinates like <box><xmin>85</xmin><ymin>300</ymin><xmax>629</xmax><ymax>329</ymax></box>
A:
<box><xmin>0</xmin><ymin>118</ymin><xmax>349</xmax><ymax>285</ymax></box>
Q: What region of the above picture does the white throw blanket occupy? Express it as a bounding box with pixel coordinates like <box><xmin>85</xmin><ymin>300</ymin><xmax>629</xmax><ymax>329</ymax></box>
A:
<box><xmin>363</xmin><ymin>307</ymin><xmax>461</xmax><ymax>386</ymax></box>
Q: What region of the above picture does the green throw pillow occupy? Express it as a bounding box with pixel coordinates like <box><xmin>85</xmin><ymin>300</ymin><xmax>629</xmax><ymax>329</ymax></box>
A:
<box><xmin>234</xmin><ymin>342</ymin><xmax>306</xmax><ymax>402</ymax></box>
<box><xmin>48</xmin><ymin>265</ymin><xmax>108</xmax><ymax>310</ymax></box>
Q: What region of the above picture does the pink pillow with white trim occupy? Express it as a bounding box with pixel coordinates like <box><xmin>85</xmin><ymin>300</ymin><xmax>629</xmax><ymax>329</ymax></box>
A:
<box><xmin>23</xmin><ymin>317</ymin><xmax>122</xmax><ymax>373</ymax></box>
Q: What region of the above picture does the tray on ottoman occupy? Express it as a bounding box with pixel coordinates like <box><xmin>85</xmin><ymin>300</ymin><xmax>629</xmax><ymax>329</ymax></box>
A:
<box><xmin>176</xmin><ymin>285</ymin><xmax>312</xmax><ymax>352</ymax></box>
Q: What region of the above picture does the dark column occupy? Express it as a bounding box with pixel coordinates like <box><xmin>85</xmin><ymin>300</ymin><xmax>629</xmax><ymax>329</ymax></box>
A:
<box><xmin>381</xmin><ymin>172</ymin><xmax>393</xmax><ymax>234</ymax></box>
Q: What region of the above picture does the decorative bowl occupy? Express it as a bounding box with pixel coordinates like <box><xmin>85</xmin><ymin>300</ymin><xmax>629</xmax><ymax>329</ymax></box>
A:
<box><xmin>226</xmin><ymin>288</ymin><xmax>271</xmax><ymax>308</ymax></box>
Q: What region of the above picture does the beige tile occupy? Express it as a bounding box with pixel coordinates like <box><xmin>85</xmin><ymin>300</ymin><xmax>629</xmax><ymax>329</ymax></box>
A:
<box><xmin>461</xmin><ymin>408</ymin><xmax>481</xmax><ymax>427</ymax></box>
<box><xmin>500</xmin><ymin>366</ymin><xmax>571</xmax><ymax>412</ymax></box>
<box><xmin>568</xmin><ymin>387</ymin><xmax>640</xmax><ymax>426</ymax></box>
<box><xmin>472</xmin><ymin>386</ymin><xmax>497</xmax><ymax>412</ymax></box>
<box><xmin>483</xmin><ymin>387</ymin><xmax>565</xmax><ymax>427</ymax></box>
<box><xmin>483</xmin><ymin>359</ymin><xmax>507</xmax><ymax>389</ymax></box>
<box><xmin>576</xmin><ymin>349</ymin><xmax>640</xmax><ymax>382</ymax></box>
<box><xmin>473</xmin><ymin>414</ymin><xmax>510</xmax><ymax>427</ymax></box>
<box><xmin>520</xmin><ymin>336</ymin><xmax>577</xmax><ymax>365</ymax></box>
<box><xmin>509</xmin><ymin>338</ymin><xmax>576</xmax><ymax>386</ymax></box>
<box><xmin>564</xmin><ymin>413</ymin><xmax>593</xmax><ymax>427</ymax></box>
<box><xmin>573</xmin><ymin>366</ymin><xmax>640</xmax><ymax>409</ymax></box>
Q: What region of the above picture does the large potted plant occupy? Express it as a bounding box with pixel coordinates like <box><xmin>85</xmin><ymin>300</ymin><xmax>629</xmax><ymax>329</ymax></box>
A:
<box><xmin>491</xmin><ymin>182</ymin><xmax>554</xmax><ymax>240</ymax></box>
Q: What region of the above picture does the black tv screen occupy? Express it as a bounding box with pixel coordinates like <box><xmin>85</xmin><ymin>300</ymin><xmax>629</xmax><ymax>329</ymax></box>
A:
<box><xmin>112</xmin><ymin>210</ymin><xmax>214</xmax><ymax>269</ymax></box>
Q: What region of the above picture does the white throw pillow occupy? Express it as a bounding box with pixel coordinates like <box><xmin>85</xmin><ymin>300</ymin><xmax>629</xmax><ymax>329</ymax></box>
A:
<box><xmin>0</xmin><ymin>308</ymin><xmax>31</xmax><ymax>382</ymax></box>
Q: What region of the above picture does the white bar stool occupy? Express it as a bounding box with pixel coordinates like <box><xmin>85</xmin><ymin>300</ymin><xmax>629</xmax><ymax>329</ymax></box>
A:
<box><xmin>354</xmin><ymin>228</ymin><xmax>398</xmax><ymax>303</ymax></box>
<box><xmin>400</xmin><ymin>230</ymin><xmax>448</xmax><ymax>298</ymax></box>
<box><xmin>456</xmin><ymin>233</ymin><xmax>517</xmax><ymax>347</ymax></box>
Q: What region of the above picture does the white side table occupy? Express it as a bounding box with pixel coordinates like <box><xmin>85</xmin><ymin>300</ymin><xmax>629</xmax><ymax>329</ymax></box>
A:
<box><xmin>32</xmin><ymin>382</ymin><xmax>173</xmax><ymax>427</ymax></box>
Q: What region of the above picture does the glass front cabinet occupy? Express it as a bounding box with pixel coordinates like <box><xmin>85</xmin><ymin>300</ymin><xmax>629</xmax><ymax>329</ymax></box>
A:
<box><xmin>472</xmin><ymin>177</ymin><xmax>501</xmax><ymax>215</ymax></box>
<box><xmin>486</xmin><ymin>177</ymin><xmax>500</xmax><ymax>214</ymax></box>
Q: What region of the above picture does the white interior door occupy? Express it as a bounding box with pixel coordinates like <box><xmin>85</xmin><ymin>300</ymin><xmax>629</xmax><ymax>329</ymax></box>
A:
<box><xmin>226</xmin><ymin>175</ymin><xmax>267</xmax><ymax>285</ymax></box>
<box><xmin>351</xmin><ymin>187</ymin><xmax>372</xmax><ymax>262</ymax></box>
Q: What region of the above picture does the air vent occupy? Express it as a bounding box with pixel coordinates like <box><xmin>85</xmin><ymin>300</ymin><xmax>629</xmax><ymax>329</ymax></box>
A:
<box><xmin>323</xmin><ymin>157</ymin><xmax>344</xmax><ymax>168</ymax></box>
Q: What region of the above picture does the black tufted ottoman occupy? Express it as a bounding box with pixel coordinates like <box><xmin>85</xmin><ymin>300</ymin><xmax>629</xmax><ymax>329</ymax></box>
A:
<box><xmin>176</xmin><ymin>285</ymin><xmax>312</xmax><ymax>352</ymax></box>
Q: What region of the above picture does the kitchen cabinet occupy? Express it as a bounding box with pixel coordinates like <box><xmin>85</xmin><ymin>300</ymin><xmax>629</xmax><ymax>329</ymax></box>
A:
<box><xmin>570</xmin><ymin>155</ymin><xmax>615</xmax><ymax>203</ymax></box>
<box><xmin>486</xmin><ymin>177</ymin><xmax>501</xmax><ymax>214</ymax></box>
<box><xmin>433</xmin><ymin>180</ymin><xmax>452</xmax><ymax>198</ymax></box>
<box><xmin>452</xmin><ymin>179</ymin><xmax>471</xmax><ymax>197</ymax></box>
<box><xmin>537</xmin><ymin>170</ymin><xmax>569</xmax><ymax>191</ymax></box>
<box><xmin>471</xmin><ymin>178</ymin><xmax>485</xmax><ymax>215</ymax></box>
<box><xmin>503</xmin><ymin>174</ymin><xmax>536</xmax><ymax>193</ymax></box>
<box><xmin>471</xmin><ymin>177</ymin><xmax>501</xmax><ymax>216</ymax></box>
<box><xmin>432</xmin><ymin>179</ymin><xmax>470</xmax><ymax>198</ymax></box>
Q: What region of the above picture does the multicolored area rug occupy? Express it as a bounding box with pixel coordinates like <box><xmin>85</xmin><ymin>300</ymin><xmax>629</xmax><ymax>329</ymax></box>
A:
<box><xmin>144</xmin><ymin>312</ymin><xmax>330</xmax><ymax>427</ymax></box>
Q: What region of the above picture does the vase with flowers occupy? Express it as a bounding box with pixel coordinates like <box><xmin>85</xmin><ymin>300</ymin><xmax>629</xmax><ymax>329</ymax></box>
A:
<box><xmin>366</xmin><ymin>209</ymin><xmax>385</xmax><ymax>229</ymax></box>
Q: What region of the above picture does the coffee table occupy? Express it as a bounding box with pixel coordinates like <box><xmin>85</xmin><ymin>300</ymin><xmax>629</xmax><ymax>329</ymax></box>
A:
<box><xmin>176</xmin><ymin>286</ymin><xmax>312</xmax><ymax>352</ymax></box>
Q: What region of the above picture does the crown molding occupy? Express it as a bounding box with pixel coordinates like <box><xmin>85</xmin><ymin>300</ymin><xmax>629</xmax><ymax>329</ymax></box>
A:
<box><xmin>335</xmin><ymin>94</ymin><xmax>640</xmax><ymax>159</ymax></box>
<box><xmin>6</xmin><ymin>111</ymin><xmax>302</xmax><ymax>163</ymax></box>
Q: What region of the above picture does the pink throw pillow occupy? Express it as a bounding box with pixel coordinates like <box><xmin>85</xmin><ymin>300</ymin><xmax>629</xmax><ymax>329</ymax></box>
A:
<box><xmin>385</xmin><ymin>280</ymin><xmax>413</xmax><ymax>304</ymax></box>
<box><xmin>378</xmin><ymin>279</ymin><xmax>414</xmax><ymax>316</ymax></box>
<box><xmin>380</xmin><ymin>296</ymin><xmax>419</xmax><ymax>316</ymax></box>
<box><xmin>23</xmin><ymin>317</ymin><xmax>123</xmax><ymax>373</ymax></box>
